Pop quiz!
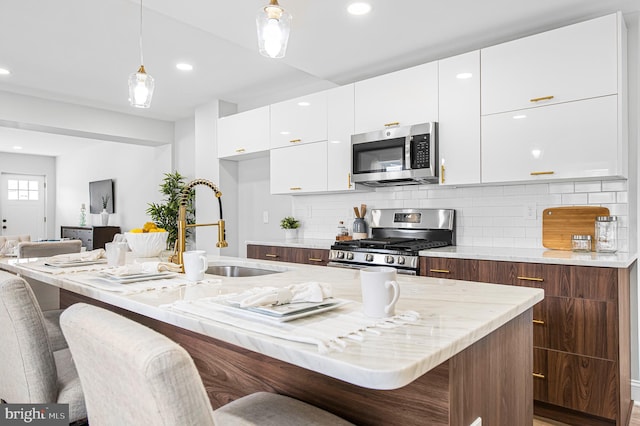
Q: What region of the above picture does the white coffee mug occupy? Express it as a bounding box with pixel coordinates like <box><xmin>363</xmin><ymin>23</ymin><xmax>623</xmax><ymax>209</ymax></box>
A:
<box><xmin>183</xmin><ymin>250</ymin><xmax>207</xmax><ymax>282</ymax></box>
<box><xmin>360</xmin><ymin>266</ymin><xmax>400</xmax><ymax>318</ymax></box>
<box><xmin>105</xmin><ymin>242</ymin><xmax>127</xmax><ymax>267</ymax></box>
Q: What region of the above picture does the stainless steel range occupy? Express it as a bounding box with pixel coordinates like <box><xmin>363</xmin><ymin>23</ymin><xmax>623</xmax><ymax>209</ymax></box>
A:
<box><xmin>328</xmin><ymin>208</ymin><xmax>455</xmax><ymax>275</ymax></box>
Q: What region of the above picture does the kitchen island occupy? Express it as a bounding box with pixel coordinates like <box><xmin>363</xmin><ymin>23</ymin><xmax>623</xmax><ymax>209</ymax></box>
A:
<box><xmin>1</xmin><ymin>255</ymin><xmax>543</xmax><ymax>425</ymax></box>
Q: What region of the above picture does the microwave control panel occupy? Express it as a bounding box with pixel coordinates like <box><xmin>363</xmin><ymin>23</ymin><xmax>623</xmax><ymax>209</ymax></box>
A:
<box><xmin>410</xmin><ymin>134</ymin><xmax>431</xmax><ymax>169</ymax></box>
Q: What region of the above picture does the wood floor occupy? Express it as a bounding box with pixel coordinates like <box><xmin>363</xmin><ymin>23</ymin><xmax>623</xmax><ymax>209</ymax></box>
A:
<box><xmin>534</xmin><ymin>404</ymin><xmax>640</xmax><ymax>426</ymax></box>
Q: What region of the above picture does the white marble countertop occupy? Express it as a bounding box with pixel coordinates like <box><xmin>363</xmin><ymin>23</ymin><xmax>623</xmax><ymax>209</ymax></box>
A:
<box><xmin>246</xmin><ymin>239</ymin><xmax>637</xmax><ymax>268</ymax></box>
<box><xmin>420</xmin><ymin>246</ymin><xmax>637</xmax><ymax>268</ymax></box>
<box><xmin>0</xmin><ymin>255</ymin><xmax>542</xmax><ymax>390</ymax></box>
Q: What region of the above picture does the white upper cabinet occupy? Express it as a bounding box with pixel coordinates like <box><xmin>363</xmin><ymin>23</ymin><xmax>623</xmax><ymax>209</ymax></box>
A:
<box><xmin>270</xmin><ymin>91</ymin><xmax>328</xmax><ymax>148</ymax></box>
<box><xmin>481</xmin><ymin>96</ymin><xmax>620</xmax><ymax>183</ymax></box>
<box><xmin>354</xmin><ymin>61</ymin><xmax>438</xmax><ymax>134</ymax></box>
<box><xmin>327</xmin><ymin>84</ymin><xmax>355</xmax><ymax>192</ymax></box>
<box><xmin>437</xmin><ymin>51</ymin><xmax>481</xmax><ymax>186</ymax></box>
<box><xmin>217</xmin><ymin>106</ymin><xmax>270</xmax><ymax>159</ymax></box>
<box><xmin>481</xmin><ymin>13</ymin><xmax>620</xmax><ymax>115</ymax></box>
<box><xmin>270</xmin><ymin>141</ymin><xmax>328</xmax><ymax>194</ymax></box>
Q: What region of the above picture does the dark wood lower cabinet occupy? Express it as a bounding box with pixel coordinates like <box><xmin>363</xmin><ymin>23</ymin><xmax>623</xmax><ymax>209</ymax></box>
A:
<box><xmin>420</xmin><ymin>256</ymin><xmax>633</xmax><ymax>426</ymax></box>
<box><xmin>247</xmin><ymin>244</ymin><xmax>329</xmax><ymax>266</ymax></box>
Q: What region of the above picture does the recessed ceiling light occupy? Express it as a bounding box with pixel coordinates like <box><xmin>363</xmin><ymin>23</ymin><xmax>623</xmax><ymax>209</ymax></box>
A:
<box><xmin>297</xmin><ymin>101</ymin><xmax>311</xmax><ymax>107</ymax></box>
<box><xmin>176</xmin><ymin>63</ymin><xmax>193</xmax><ymax>71</ymax></box>
<box><xmin>0</xmin><ymin>68</ymin><xmax>11</xmax><ymax>75</ymax></box>
<box><xmin>456</xmin><ymin>72</ymin><xmax>473</xmax><ymax>79</ymax></box>
<box><xmin>347</xmin><ymin>2</ymin><xmax>371</xmax><ymax>15</ymax></box>
<box><xmin>513</xmin><ymin>114</ymin><xmax>527</xmax><ymax>119</ymax></box>
<box><xmin>280</xmin><ymin>131</ymin><xmax>291</xmax><ymax>135</ymax></box>
<box><xmin>13</xmin><ymin>146</ymin><xmax>22</xmax><ymax>150</ymax></box>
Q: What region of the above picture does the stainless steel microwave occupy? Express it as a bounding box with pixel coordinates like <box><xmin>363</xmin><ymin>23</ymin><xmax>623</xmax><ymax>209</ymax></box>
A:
<box><xmin>351</xmin><ymin>122</ymin><xmax>438</xmax><ymax>187</ymax></box>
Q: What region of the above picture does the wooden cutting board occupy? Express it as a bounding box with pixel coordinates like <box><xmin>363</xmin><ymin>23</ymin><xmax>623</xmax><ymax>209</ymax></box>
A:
<box><xmin>542</xmin><ymin>206</ymin><xmax>610</xmax><ymax>251</ymax></box>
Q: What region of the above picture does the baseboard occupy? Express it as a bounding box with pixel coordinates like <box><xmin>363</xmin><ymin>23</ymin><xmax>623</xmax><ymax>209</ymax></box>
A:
<box><xmin>632</xmin><ymin>379</ymin><xmax>640</xmax><ymax>401</ymax></box>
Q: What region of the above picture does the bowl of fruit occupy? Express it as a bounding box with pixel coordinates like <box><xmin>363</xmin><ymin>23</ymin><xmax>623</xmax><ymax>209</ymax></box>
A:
<box><xmin>125</xmin><ymin>222</ymin><xmax>168</xmax><ymax>257</ymax></box>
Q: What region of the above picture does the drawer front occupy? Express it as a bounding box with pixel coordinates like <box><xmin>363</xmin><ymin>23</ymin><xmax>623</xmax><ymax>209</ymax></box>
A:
<box><xmin>533</xmin><ymin>348</ymin><xmax>618</xmax><ymax>420</ymax></box>
<box><xmin>293</xmin><ymin>248</ymin><xmax>329</xmax><ymax>266</ymax></box>
<box><xmin>533</xmin><ymin>297</ymin><xmax>617</xmax><ymax>360</ymax></box>
<box><xmin>246</xmin><ymin>244</ymin><xmax>291</xmax><ymax>262</ymax></box>
<box><xmin>420</xmin><ymin>257</ymin><xmax>478</xmax><ymax>281</ymax></box>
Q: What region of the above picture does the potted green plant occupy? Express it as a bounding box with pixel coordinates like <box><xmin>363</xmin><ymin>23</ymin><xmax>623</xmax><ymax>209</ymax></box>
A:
<box><xmin>280</xmin><ymin>216</ymin><xmax>300</xmax><ymax>241</ymax></box>
<box><xmin>146</xmin><ymin>171</ymin><xmax>195</xmax><ymax>250</ymax></box>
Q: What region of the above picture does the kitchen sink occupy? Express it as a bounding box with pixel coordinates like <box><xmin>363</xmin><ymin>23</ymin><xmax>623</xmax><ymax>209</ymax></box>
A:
<box><xmin>205</xmin><ymin>265</ymin><xmax>283</xmax><ymax>277</ymax></box>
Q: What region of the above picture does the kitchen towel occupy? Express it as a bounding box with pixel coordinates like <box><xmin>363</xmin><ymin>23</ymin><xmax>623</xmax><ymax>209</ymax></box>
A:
<box><xmin>164</xmin><ymin>292</ymin><xmax>421</xmax><ymax>354</ymax></box>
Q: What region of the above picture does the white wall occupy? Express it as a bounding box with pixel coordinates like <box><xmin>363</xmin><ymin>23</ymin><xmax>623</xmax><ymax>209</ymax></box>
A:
<box><xmin>55</xmin><ymin>141</ymin><xmax>172</xmax><ymax>235</ymax></box>
<box><xmin>0</xmin><ymin>152</ymin><xmax>56</xmax><ymax>238</ymax></box>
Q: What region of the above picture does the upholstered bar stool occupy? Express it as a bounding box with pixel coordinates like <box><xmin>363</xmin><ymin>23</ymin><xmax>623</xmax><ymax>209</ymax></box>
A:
<box><xmin>60</xmin><ymin>303</ymin><xmax>354</xmax><ymax>426</ymax></box>
<box><xmin>0</xmin><ymin>271</ymin><xmax>86</xmax><ymax>422</ymax></box>
<box><xmin>17</xmin><ymin>240</ymin><xmax>82</xmax><ymax>258</ymax></box>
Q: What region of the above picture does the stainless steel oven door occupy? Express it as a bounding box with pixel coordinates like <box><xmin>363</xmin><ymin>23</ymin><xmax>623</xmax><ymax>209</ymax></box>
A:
<box><xmin>327</xmin><ymin>261</ymin><xmax>417</xmax><ymax>276</ymax></box>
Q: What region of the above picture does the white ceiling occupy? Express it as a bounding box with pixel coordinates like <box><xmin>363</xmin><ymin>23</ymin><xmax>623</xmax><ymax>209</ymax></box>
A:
<box><xmin>1</xmin><ymin>0</ymin><xmax>639</xmax><ymax>156</ymax></box>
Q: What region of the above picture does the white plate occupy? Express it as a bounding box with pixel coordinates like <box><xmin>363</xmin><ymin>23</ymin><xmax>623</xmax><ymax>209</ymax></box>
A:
<box><xmin>45</xmin><ymin>259</ymin><xmax>107</xmax><ymax>268</ymax></box>
<box><xmin>99</xmin><ymin>271</ymin><xmax>177</xmax><ymax>284</ymax></box>
<box><xmin>224</xmin><ymin>297</ymin><xmax>351</xmax><ymax>322</ymax></box>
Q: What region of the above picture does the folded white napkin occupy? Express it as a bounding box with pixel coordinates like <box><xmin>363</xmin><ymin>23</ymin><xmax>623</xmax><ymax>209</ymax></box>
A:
<box><xmin>49</xmin><ymin>249</ymin><xmax>105</xmax><ymax>262</ymax></box>
<box><xmin>108</xmin><ymin>261</ymin><xmax>182</xmax><ymax>276</ymax></box>
<box><xmin>238</xmin><ymin>282</ymin><xmax>332</xmax><ymax>308</ymax></box>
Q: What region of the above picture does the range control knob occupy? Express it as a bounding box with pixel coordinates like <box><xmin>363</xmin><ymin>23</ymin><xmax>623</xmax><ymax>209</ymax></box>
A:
<box><xmin>336</xmin><ymin>251</ymin><xmax>345</xmax><ymax>259</ymax></box>
<box><xmin>385</xmin><ymin>255</ymin><xmax>395</xmax><ymax>264</ymax></box>
<box><xmin>346</xmin><ymin>252</ymin><xmax>354</xmax><ymax>260</ymax></box>
<box><xmin>365</xmin><ymin>254</ymin><xmax>374</xmax><ymax>262</ymax></box>
<box><xmin>397</xmin><ymin>256</ymin><xmax>405</xmax><ymax>265</ymax></box>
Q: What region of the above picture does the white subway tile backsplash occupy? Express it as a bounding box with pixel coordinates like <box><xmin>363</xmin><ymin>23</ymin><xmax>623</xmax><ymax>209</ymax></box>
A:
<box><xmin>291</xmin><ymin>178</ymin><xmax>629</xmax><ymax>251</ymax></box>
<box><xmin>575</xmin><ymin>181</ymin><xmax>602</xmax><ymax>193</ymax></box>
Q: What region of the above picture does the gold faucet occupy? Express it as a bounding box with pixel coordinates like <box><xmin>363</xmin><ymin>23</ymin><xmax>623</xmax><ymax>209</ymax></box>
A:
<box><xmin>172</xmin><ymin>178</ymin><xmax>228</xmax><ymax>270</ymax></box>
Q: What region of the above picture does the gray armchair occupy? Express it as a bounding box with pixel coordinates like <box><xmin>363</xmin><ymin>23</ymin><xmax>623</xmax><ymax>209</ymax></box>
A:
<box><xmin>61</xmin><ymin>303</ymin><xmax>353</xmax><ymax>426</ymax></box>
<box><xmin>0</xmin><ymin>271</ymin><xmax>86</xmax><ymax>423</ymax></box>
<box><xmin>17</xmin><ymin>240</ymin><xmax>82</xmax><ymax>258</ymax></box>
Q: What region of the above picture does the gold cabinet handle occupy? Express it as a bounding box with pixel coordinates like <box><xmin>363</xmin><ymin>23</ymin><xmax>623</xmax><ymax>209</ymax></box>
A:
<box><xmin>517</xmin><ymin>276</ymin><xmax>544</xmax><ymax>282</ymax></box>
<box><xmin>530</xmin><ymin>171</ymin><xmax>555</xmax><ymax>176</ymax></box>
<box><xmin>235</xmin><ymin>148</ymin><xmax>246</xmax><ymax>153</ymax></box>
<box><xmin>530</xmin><ymin>95</ymin><xmax>554</xmax><ymax>103</ymax></box>
<box><xmin>265</xmin><ymin>253</ymin><xmax>278</xmax><ymax>258</ymax></box>
<box><xmin>384</xmin><ymin>121</ymin><xmax>400</xmax><ymax>127</ymax></box>
<box><xmin>430</xmin><ymin>269</ymin><xmax>450</xmax><ymax>274</ymax></box>
<box><xmin>290</xmin><ymin>187</ymin><xmax>302</xmax><ymax>191</ymax></box>
<box><xmin>440</xmin><ymin>165</ymin><xmax>445</xmax><ymax>184</ymax></box>
<box><xmin>308</xmin><ymin>258</ymin><xmax>323</xmax><ymax>262</ymax></box>
<box><xmin>532</xmin><ymin>372</ymin><xmax>546</xmax><ymax>379</ymax></box>
<box><xmin>348</xmin><ymin>173</ymin><xmax>352</xmax><ymax>189</ymax></box>
<box><xmin>532</xmin><ymin>319</ymin><xmax>545</xmax><ymax>325</ymax></box>
<box><xmin>290</xmin><ymin>139</ymin><xmax>302</xmax><ymax>143</ymax></box>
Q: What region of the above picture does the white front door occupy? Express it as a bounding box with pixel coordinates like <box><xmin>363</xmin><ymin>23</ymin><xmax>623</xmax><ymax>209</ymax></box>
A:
<box><xmin>0</xmin><ymin>173</ymin><xmax>46</xmax><ymax>239</ymax></box>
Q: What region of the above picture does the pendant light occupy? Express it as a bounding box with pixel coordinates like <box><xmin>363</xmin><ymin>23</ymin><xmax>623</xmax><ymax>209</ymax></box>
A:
<box><xmin>128</xmin><ymin>0</ymin><xmax>154</xmax><ymax>108</ymax></box>
<box><xmin>256</xmin><ymin>0</ymin><xmax>292</xmax><ymax>59</ymax></box>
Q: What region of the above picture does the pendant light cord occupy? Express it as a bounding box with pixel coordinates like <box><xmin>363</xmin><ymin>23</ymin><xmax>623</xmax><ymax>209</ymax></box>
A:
<box><xmin>139</xmin><ymin>0</ymin><xmax>144</xmax><ymax>66</ymax></box>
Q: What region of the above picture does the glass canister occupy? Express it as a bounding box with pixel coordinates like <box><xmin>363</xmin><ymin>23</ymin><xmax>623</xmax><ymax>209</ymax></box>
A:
<box><xmin>571</xmin><ymin>235</ymin><xmax>592</xmax><ymax>252</ymax></box>
<box><xmin>595</xmin><ymin>216</ymin><xmax>618</xmax><ymax>253</ymax></box>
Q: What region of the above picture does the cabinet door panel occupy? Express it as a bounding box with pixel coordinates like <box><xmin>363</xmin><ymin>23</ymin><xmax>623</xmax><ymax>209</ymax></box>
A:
<box><xmin>534</xmin><ymin>297</ymin><xmax>617</xmax><ymax>360</ymax></box>
<box><xmin>477</xmin><ymin>260</ymin><xmax>518</xmax><ymax>285</ymax></box>
<box><xmin>438</xmin><ymin>51</ymin><xmax>481</xmax><ymax>185</ymax></box>
<box><xmin>292</xmin><ymin>248</ymin><xmax>329</xmax><ymax>266</ymax></box>
<box><xmin>270</xmin><ymin>142</ymin><xmax>328</xmax><ymax>194</ymax></box>
<box><xmin>420</xmin><ymin>257</ymin><xmax>478</xmax><ymax>281</ymax></box>
<box><xmin>327</xmin><ymin>84</ymin><xmax>355</xmax><ymax>191</ymax></box>
<box><xmin>570</xmin><ymin>266</ymin><xmax>617</xmax><ymax>301</ymax></box>
<box><xmin>481</xmin><ymin>13</ymin><xmax>618</xmax><ymax>115</ymax></box>
<box><xmin>246</xmin><ymin>244</ymin><xmax>291</xmax><ymax>262</ymax></box>
<box><xmin>481</xmin><ymin>95</ymin><xmax>619</xmax><ymax>184</ymax></box>
<box><xmin>354</xmin><ymin>61</ymin><xmax>438</xmax><ymax>134</ymax></box>
<box><xmin>218</xmin><ymin>106</ymin><xmax>270</xmax><ymax>159</ymax></box>
<box><xmin>533</xmin><ymin>348</ymin><xmax>618</xmax><ymax>420</ymax></box>
<box><xmin>270</xmin><ymin>92</ymin><xmax>328</xmax><ymax>148</ymax></box>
